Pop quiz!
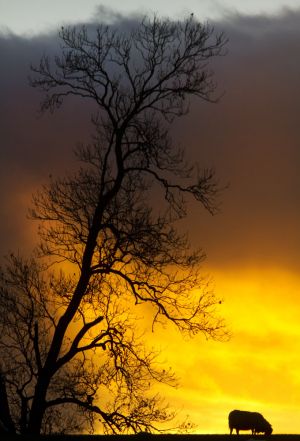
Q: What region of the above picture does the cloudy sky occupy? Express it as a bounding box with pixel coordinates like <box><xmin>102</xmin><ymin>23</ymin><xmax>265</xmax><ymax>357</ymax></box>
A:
<box><xmin>1</xmin><ymin>0</ymin><xmax>300</xmax><ymax>434</ymax></box>
<box><xmin>1</xmin><ymin>0</ymin><xmax>300</xmax><ymax>34</ymax></box>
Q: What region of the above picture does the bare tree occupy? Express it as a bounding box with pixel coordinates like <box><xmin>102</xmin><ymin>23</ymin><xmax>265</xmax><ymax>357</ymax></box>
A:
<box><xmin>0</xmin><ymin>15</ymin><xmax>228</xmax><ymax>435</ymax></box>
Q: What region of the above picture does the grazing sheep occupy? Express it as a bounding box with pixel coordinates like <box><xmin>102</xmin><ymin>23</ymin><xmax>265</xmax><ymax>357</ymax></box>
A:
<box><xmin>229</xmin><ymin>410</ymin><xmax>272</xmax><ymax>436</ymax></box>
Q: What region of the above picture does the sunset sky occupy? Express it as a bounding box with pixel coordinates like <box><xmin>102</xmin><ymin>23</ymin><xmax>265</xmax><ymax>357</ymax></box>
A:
<box><xmin>1</xmin><ymin>0</ymin><xmax>300</xmax><ymax>434</ymax></box>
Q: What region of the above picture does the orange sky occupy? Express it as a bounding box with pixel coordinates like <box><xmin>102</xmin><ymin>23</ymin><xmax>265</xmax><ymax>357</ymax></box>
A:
<box><xmin>146</xmin><ymin>267</ymin><xmax>300</xmax><ymax>433</ymax></box>
<box><xmin>1</xmin><ymin>7</ymin><xmax>300</xmax><ymax>435</ymax></box>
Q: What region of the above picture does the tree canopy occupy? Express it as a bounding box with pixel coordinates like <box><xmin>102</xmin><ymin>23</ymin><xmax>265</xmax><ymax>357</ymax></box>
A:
<box><xmin>0</xmin><ymin>15</ymin><xmax>228</xmax><ymax>435</ymax></box>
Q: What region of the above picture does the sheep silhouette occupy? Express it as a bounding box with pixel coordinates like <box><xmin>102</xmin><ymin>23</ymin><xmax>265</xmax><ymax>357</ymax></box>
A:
<box><xmin>229</xmin><ymin>410</ymin><xmax>272</xmax><ymax>436</ymax></box>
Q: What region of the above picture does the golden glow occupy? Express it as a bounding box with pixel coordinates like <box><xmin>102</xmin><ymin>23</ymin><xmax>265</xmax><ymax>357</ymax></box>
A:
<box><xmin>11</xmin><ymin>190</ymin><xmax>300</xmax><ymax>434</ymax></box>
<box><xmin>144</xmin><ymin>267</ymin><xmax>300</xmax><ymax>434</ymax></box>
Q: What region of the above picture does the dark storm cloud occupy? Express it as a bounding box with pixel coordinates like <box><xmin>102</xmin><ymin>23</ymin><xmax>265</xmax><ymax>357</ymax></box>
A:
<box><xmin>180</xmin><ymin>8</ymin><xmax>300</xmax><ymax>270</ymax></box>
<box><xmin>0</xmin><ymin>31</ymin><xmax>94</xmax><ymax>252</ymax></box>
<box><xmin>0</xmin><ymin>9</ymin><xmax>299</xmax><ymax>269</ymax></box>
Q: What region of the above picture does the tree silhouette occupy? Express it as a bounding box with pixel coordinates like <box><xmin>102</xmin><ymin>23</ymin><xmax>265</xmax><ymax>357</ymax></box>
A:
<box><xmin>0</xmin><ymin>15</ymin><xmax>228</xmax><ymax>435</ymax></box>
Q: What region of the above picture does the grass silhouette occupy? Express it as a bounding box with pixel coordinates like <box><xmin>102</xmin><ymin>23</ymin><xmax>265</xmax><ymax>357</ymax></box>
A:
<box><xmin>1</xmin><ymin>435</ymin><xmax>300</xmax><ymax>441</ymax></box>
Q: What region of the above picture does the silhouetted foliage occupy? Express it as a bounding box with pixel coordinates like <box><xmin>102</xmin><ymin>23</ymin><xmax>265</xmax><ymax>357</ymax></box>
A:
<box><xmin>0</xmin><ymin>15</ymin><xmax>228</xmax><ymax>435</ymax></box>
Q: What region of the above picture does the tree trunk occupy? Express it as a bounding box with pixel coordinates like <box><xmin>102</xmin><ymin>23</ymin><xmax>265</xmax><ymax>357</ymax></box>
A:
<box><xmin>0</xmin><ymin>371</ymin><xmax>15</xmax><ymax>433</ymax></box>
<box><xmin>27</xmin><ymin>373</ymin><xmax>50</xmax><ymax>434</ymax></box>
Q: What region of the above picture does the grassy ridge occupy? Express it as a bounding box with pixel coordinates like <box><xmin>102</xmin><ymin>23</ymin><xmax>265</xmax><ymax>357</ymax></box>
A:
<box><xmin>2</xmin><ymin>435</ymin><xmax>300</xmax><ymax>441</ymax></box>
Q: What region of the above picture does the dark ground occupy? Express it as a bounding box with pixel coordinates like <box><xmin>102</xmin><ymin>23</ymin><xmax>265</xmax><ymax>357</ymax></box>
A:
<box><xmin>2</xmin><ymin>435</ymin><xmax>300</xmax><ymax>441</ymax></box>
